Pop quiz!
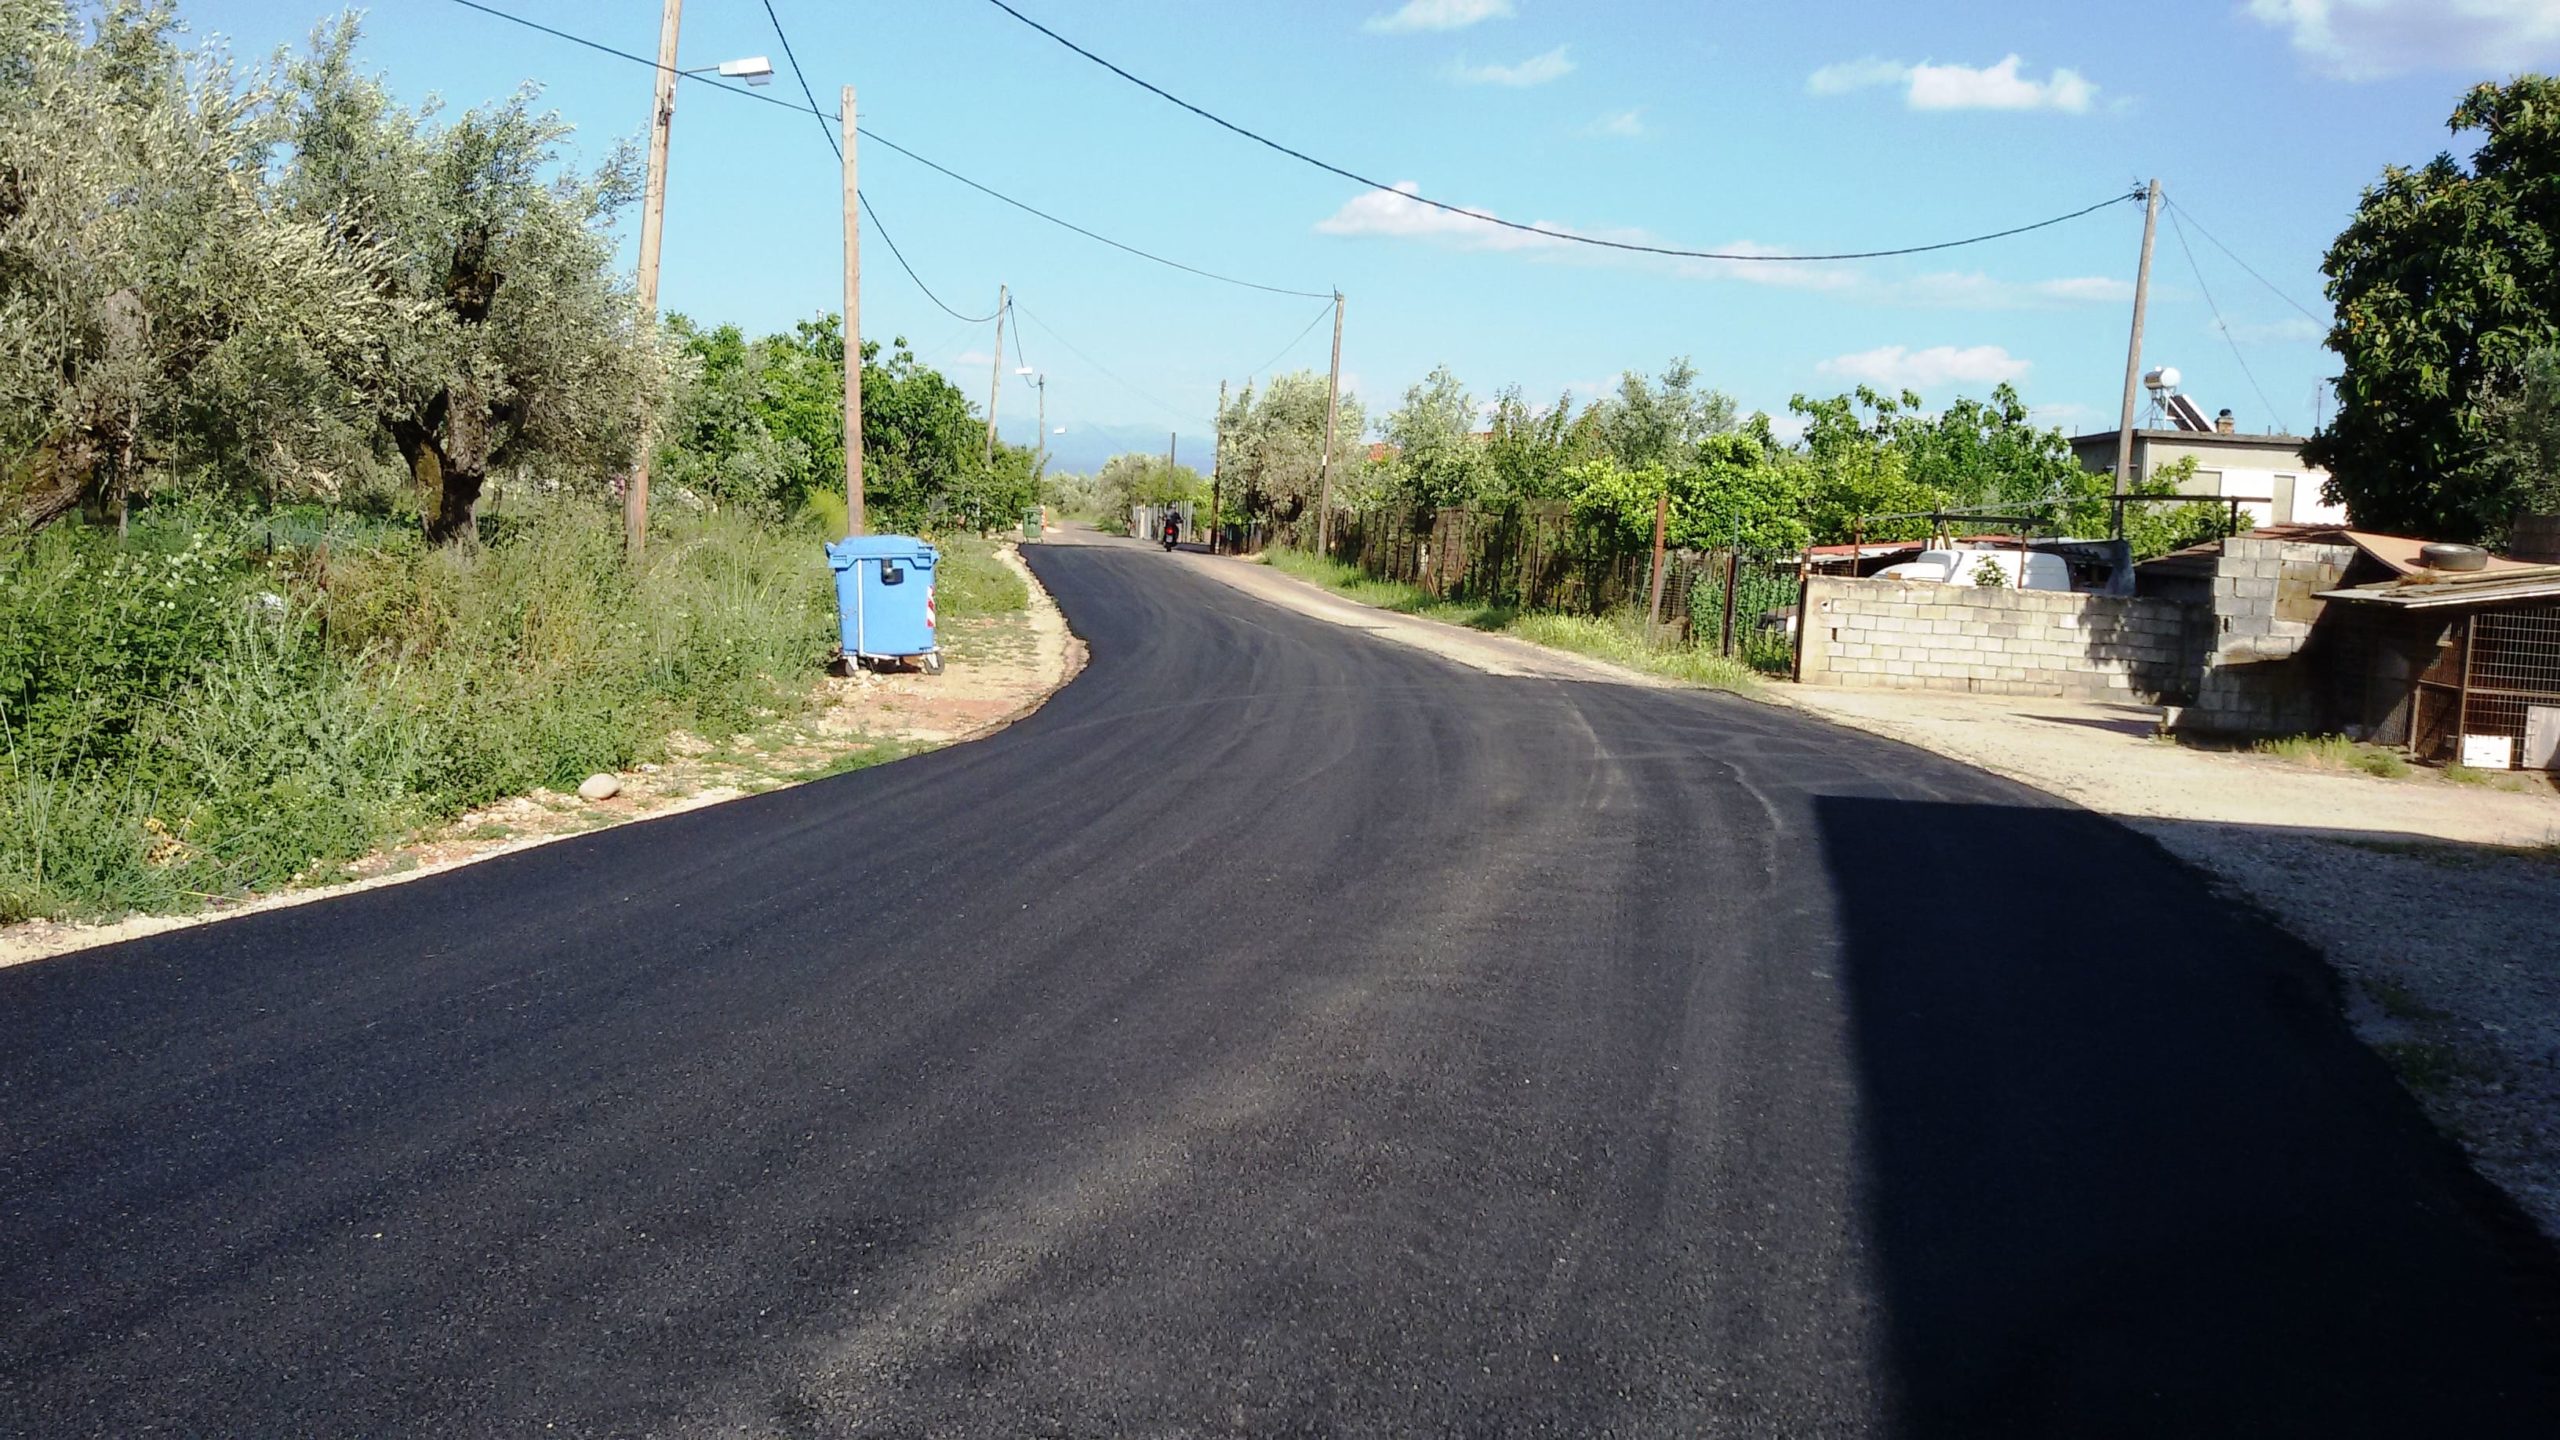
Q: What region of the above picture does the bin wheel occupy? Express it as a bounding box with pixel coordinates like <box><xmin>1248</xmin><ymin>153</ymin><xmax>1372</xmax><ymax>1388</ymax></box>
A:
<box><xmin>920</xmin><ymin>652</ymin><xmax>945</xmax><ymax>677</ymax></box>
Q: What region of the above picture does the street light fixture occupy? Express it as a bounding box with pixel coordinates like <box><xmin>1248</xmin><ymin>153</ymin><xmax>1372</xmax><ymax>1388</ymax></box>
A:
<box><xmin>690</xmin><ymin>56</ymin><xmax>775</xmax><ymax>85</ymax></box>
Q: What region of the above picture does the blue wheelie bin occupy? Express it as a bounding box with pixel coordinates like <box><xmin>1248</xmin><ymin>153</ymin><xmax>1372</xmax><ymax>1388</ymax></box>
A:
<box><xmin>825</xmin><ymin>535</ymin><xmax>942</xmax><ymax>674</ymax></box>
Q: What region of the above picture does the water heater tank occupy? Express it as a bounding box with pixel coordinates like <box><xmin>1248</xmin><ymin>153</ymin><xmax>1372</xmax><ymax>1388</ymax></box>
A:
<box><xmin>2143</xmin><ymin>366</ymin><xmax>2182</xmax><ymax>393</ymax></box>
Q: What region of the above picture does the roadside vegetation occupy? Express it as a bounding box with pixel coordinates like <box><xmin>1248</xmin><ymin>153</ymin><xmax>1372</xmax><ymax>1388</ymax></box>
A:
<box><xmin>1263</xmin><ymin>549</ymin><xmax>1760</xmax><ymax>692</ymax></box>
<box><xmin>0</xmin><ymin>6</ymin><xmax>1041</xmax><ymax>923</ymax></box>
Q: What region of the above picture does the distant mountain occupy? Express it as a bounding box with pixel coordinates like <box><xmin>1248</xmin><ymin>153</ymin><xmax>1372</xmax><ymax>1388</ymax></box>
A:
<box><xmin>1015</xmin><ymin>420</ymin><xmax>1209</xmax><ymax>478</ymax></box>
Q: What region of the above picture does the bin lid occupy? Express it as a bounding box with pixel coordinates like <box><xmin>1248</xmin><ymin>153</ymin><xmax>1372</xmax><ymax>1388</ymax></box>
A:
<box><xmin>824</xmin><ymin>534</ymin><xmax>938</xmax><ymax>569</ymax></box>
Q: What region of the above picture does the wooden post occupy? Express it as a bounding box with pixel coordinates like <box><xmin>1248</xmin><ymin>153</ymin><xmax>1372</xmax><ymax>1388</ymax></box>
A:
<box><xmin>2112</xmin><ymin>178</ymin><xmax>2161</xmax><ymax>499</ymax></box>
<box><xmin>982</xmin><ymin>284</ymin><xmax>1007</xmax><ymax>469</ymax></box>
<box><xmin>1317</xmin><ymin>290</ymin><xmax>1345</xmax><ymax>556</ymax></box>
<box><xmin>841</xmin><ymin>86</ymin><xmax>863</xmax><ymax>537</ymax></box>
<box><xmin>1210</xmin><ymin>379</ymin><xmax>1226</xmax><ymax>554</ymax></box>
<box><xmin>1720</xmin><ymin>546</ymin><xmax>1741</xmax><ymax>658</ymax></box>
<box><xmin>626</xmin><ymin>0</ymin><xmax>683</xmax><ymax>557</ymax></box>
<box><xmin>1644</xmin><ymin>489</ymin><xmax>1670</xmax><ymax>640</ymax></box>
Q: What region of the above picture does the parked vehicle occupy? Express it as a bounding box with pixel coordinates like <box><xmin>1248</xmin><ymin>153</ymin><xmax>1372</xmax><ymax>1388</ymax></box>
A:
<box><xmin>1873</xmin><ymin>547</ymin><xmax>2071</xmax><ymax>592</ymax></box>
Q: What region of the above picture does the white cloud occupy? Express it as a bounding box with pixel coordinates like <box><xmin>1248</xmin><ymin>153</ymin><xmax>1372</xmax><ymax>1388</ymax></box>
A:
<box><xmin>2246</xmin><ymin>0</ymin><xmax>2560</xmax><ymax>79</ymax></box>
<box><xmin>2028</xmin><ymin>401</ymin><xmax>2100</xmax><ymax>430</ymax></box>
<box><xmin>1452</xmin><ymin>46</ymin><xmax>1574</xmax><ymax>86</ymax></box>
<box><xmin>1314</xmin><ymin>181</ymin><xmax>1567</xmax><ymax>251</ymax></box>
<box><xmin>1584</xmin><ymin>108</ymin><xmax>1647</xmax><ymax>138</ymax></box>
<box><xmin>1314</xmin><ymin>184</ymin><xmax>1858</xmax><ymax>289</ymax></box>
<box><xmin>1806</xmin><ymin>57</ymin><xmax>1910</xmax><ymax>95</ymax></box>
<box><xmin>1806</xmin><ymin>53</ymin><xmax>2097</xmax><ymax>112</ymax></box>
<box><xmin>1899</xmin><ymin>271</ymin><xmax>2133</xmax><ymax>308</ymax></box>
<box><xmin>1818</xmin><ymin>344</ymin><xmax>2031</xmax><ymax>389</ymax></box>
<box><xmin>1364</xmin><ymin>0</ymin><xmax>1513</xmax><ymax>33</ymax></box>
<box><xmin>1909</xmin><ymin>55</ymin><xmax>2096</xmax><ymax>111</ymax></box>
<box><xmin>953</xmin><ymin>349</ymin><xmax>995</xmax><ymax>368</ymax></box>
<box><xmin>1312</xmin><ymin>187</ymin><xmax>2133</xmax><ymax>305</ymax></box>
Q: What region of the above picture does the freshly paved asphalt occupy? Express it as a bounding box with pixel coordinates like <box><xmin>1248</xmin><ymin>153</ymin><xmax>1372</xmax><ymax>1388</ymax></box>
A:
<box><xmin>5</xmin><ymin>538</ymin><xmax>2558</xmax><ymax>1436</ymax></box>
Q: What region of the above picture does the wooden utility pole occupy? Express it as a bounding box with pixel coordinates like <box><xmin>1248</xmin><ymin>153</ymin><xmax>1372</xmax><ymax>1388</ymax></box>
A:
<box><xmin>1644</xmin><ymin>489</ymin><xmax>1670</xmax><ymax>638</ymax></box>
<box><xmin>840</xmin><ymin>86</ymin><xmax>864</xmax><ymax>537</ymax></box>
<box><xmin>1033</xmin><ymin>375</ymin><xmax>1046</xmax><ymax>479</ymax></box>
<box><xmin>982</xmin><ymin>284</ymin><xmax>1007</xmax><ymax>468</ymax></box>
<box><xmin>1316</xmin><ymin>290</ymin><xmax>1345</xmax><ymax>555</ymax></box>
<box><xmin>2112</xmin><ymin>178</ymin><xmax>2161</xmax><ymax>504</ymax></box>
<box><xmin>625</xmin><ymin>0</ymin><xmax>684</xmax><ymax>557</ymax></box>
<box><xmin>1210</xmin><ymin>379</ymin><xmax>1227</xmax><ymax>554</ymax></box>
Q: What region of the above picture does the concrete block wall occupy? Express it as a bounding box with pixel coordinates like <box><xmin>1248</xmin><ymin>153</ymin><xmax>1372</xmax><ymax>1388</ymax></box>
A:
<box><xmin>2176</xmin><ymin>538</ymin><xmax>2355</xmax><ymax>735</ymax></box>
<box><xmin>1797</xmin><ymin>576</ymin><xmax>2202</xmax><ymax>700</ymax></box>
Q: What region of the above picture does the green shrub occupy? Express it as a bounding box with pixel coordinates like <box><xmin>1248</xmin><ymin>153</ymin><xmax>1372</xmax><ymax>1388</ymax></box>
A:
<box><xmin>0</xmin><ymin>503</ymin><xmax>848</xmax><ymax>922</ymax></box>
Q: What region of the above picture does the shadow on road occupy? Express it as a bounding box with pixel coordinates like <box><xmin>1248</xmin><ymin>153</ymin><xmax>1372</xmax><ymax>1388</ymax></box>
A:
<box><xmin>1812</xmin><ymin>794</ymin><xmax>2560</xmax><ymax>1435</ymax></box>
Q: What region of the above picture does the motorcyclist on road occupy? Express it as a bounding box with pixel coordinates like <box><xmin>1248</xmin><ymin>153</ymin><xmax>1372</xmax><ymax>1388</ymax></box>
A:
<box><xmin>1161</xmin><ymin>511</ymin><xmax>1181</xmax><ymax>549</ymax></box>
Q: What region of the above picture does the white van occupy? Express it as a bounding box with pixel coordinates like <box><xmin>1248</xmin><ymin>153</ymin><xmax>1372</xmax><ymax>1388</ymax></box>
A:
<box><xmin>1873</xmin><ymin>548</ymin><xmax>2071</xmax><ymax>592</ymax></box>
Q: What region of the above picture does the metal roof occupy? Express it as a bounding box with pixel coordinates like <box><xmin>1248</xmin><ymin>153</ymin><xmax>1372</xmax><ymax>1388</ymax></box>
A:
<box><xmin>2317</xmin><ymin>565</ymin><xmax>2560</xmax><ymax>609</ymax></box>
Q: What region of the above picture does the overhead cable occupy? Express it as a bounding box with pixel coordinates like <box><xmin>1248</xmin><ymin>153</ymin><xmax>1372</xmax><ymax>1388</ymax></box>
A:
<box><xmin>439</xmin><ymin>0</ymin><xmax>1326</xmax><ymax>300</ymax></box>
<box><xmin>976</xmin><ymin>0</ymin><xmax>2138</xmax><ymax>262</ymax></box>
<box><xmin>2167</xmin><ymin>207</ymin><xmax>2286</xmax><ymax>432</ymax></box>
<box><xmin>756</xmin><ymin>2</ymin><xmax>999</xmax><ymax>323</ymax></box>
<box><xmin>2163</xmin><ymin>196</ymin><xmax>2328</xmax><ymax>327</ymax></box>
<box><xmin>1246</xmin><ymin>301</ymin><xmax>1337</xmax><ymax>381</ymax></box>
<box><xmin>1013</xmin><ymin>301</ymin><xmax>1196</xmax><ymax>428</ymax></box>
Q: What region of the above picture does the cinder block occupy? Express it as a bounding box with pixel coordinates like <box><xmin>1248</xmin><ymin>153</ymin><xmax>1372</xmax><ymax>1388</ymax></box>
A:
<box><xmin>1885</xmin><ymin>661</ymin><xmax>1915</xmax><ymax>676</ymax></box>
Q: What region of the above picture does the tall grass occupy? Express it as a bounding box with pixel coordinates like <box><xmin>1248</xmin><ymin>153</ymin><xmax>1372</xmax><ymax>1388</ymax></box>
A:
<box><xmin>1263</xmin><ymin>548</ymin><xmax>1759</xmax><ymax>692</ymax></box>
<box><xmin>0</xmin><ymin>503</ymin><xmax>1019</xmax><ymax>923</ymax></box>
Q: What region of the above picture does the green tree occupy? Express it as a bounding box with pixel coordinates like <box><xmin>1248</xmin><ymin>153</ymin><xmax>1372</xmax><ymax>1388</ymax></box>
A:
<box><xmin>1479</xmin><ymin>385</ymin><xmax>1595</xmax><ymax>505</ymax></box>
<box><xmin>2308</xmin><ymin>76</ymin><xmax>2560</xmax><ymax>540</ymax></box>
<box><xmin>1377</xmin><ymin>364</ymin><xmax>1483</xmax><ymax>512</ymax></box>
<box><xmin>1217</xmin><ymin>370</ymin><xmax>1364</xmax><ymax>525</ymax></box>
<box><xmin>1565</xmin><ymin>435</ymin><xmax>1810</xmax><ymax>555</ymax></box>
<box><xmin>1095</xmin><ymin>452</ymin><xmax>1205</xmax><ymax>523</ymax></box>
<box><xmin>2475</xmin><ymin>345</ymin><xmax>2560</xmax><ymax>533</ymax></box>
<box><xmin>0</xmin><ymin>1</ymin><xmax>389</xmax><ymax>528</ymax></box>
<box><xmin>277</xmin><ymin>19</ymin><xmax>660</xmax><ymax>542</ymax></box>
<box><xmin>1588</xmin><ymin>358</ymin><xmax>1736</xmax><ymax>469</ymax></box>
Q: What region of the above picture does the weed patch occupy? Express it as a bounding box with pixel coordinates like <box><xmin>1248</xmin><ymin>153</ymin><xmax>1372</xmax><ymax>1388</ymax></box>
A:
<box><xmin>0</xmin><ymin>503</ymin><xmax>1023</xmax><ymax>923</ymax></box>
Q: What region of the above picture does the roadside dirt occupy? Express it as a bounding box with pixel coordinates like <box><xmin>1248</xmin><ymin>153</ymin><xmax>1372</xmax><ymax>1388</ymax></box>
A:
<box><xmin>0</xmin><ymin>544</ymin><xmax>1081</xmax><ymax>969</ymax></box>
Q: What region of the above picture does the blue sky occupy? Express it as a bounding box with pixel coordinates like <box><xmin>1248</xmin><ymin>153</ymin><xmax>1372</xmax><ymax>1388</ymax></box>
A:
<box><xmin>182</xmin><ymin>0</ymin><xmax>2560</xmax><ymax>471</ymax></box>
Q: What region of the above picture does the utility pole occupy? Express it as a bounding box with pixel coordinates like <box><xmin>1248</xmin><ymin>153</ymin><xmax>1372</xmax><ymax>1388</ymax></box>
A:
<box><xmin>1210</xmin><ymin>379</ymin><xmax>1227</xmax><ymax>554</ymax></box>
<box><xmin>1316</xmin><ymin>290</ymin><xmax>1345</xmax><ymax>555</ymax></box>
<box><xmin>2112</xmin><ymin>178</ymin><xmax>2161</xmax><ymax>504</ymax></box>
<box><xmin>1033</xmin><ymin>375</ymin><xmax>1046</xmax><ymax>480</ymax></box>
<box><xmin>982</xmin><ymin>284</ymin><xmax>1008</xmax><ymax>469</ymax></box>
<box><xmin>1645</xmin><ymin>489</ymin><xmax>1670</xmax><ymax>639</ymax></box>
<box><xmin>625</xmin><ymin>0</ymin><xmax>684</xmax><ymax>557</ymax></box>
<box><xmin>841</xmin><ymin>86</ymin><xmax>864</xmax><ymax>537</ymax></box>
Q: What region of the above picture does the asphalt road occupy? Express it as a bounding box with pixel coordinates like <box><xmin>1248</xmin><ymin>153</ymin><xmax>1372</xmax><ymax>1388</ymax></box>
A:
<box><xmin>5</xmin><ymin>538</ymin><xmax>2557</xmax><ymax>1436</ymax></box>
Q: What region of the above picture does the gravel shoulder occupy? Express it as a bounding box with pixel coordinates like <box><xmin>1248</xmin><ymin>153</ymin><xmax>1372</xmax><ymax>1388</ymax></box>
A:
<box><xmin>0</xmin><ymin>544</ymin><xmax>1080</xmax><ymax>970</ymax></box>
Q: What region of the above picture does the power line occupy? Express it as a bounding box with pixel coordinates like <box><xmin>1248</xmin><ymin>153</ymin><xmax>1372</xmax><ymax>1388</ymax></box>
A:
<box><xmin>862</xmin><ymin>192</ymin><xmax>1001</xmax><ymax>322</ymax></box>
<box><xmin>1013</xmin><ymin>300</ymin><xmax>1196</xmax><ymax>428</ymax></box>
<box><xmin>758</xmin><ymin>0</ymin><xmax>839</xmax><ymax>160</ymax></box>
<box><xmin>853</xmin><ymin>128</ymin><xmax>1329</xmax><ymax>298</ymax></box>
<box><xmin>2164</xmin><ymin>197</ymin><xmax>2327</xmax><ymax>327</ymax></box>
<box><xmin>438</xmin><ymin>0</ymin><xmax>1325</xmax><ymax>300</ymax></box>
<box><xmin>753</xmin><ymin>2</ymin><xmax>999</xmax><ymax>324</ymax></box>
<box><xmin>1246</xmin><ymin>301</ymin><xmax>1336</xmax><ymax>380</ymax></box>
<box><xmin>2167</xmin><ymin>206</ymin><xmax>2286</xmax><ymax>432</ymax></box>
<box><xmin>1008</xmin><ymin>294</ymin><xmax>1031</xmax><ymax>373</ymax></box>
<box><xmin>976</xmin><ymin>0</ymin><xmax>2139</xmax><ymax>263</ymax></box>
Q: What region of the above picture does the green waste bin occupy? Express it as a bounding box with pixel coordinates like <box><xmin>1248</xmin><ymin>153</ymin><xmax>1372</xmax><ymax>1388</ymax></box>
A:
<box><xmin>1020</xmin><ymin>507</ymin><xmax>1043</xmax><ymax>543</ymax></box>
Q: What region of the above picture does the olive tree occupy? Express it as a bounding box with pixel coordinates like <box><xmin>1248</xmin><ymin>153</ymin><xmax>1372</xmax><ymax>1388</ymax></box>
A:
<box><xmin>276</xmin><ymin>20</ymin><xmax>660</xmax><ymax>542</ymax></box>
<box><xmin>0</xmin><ymin>0</ymin><xmax>390</xmax><ymax>528</ymax></box>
